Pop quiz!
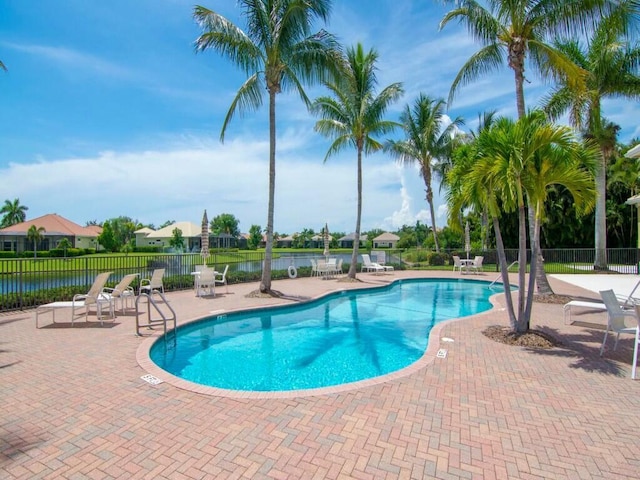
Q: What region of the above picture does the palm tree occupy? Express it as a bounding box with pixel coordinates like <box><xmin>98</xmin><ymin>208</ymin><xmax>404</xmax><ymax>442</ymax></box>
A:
<box><xmin>440</xmin><ymin>0</ymin><xmax>611</xmax><ymax>294</ymax></box>
<box><xmin>193</xmin><ymin>1</ymin><xmax>341</xmax><ymax>294</ymax></box>
<box><xmin>311</xmin><ymin>43</ymin><xmax>403</xmax><ymax>280</ymax></box>
<box><xmin>385</xmin><ymin>95</ymin><xmax>463</xmax><ymax>252</ymax></box>
<box><xmin>448</xmin><ymin>111</ymin><xmax>598</xmax><ymax>332</ymax></box>
<box><xmin>27</xmin><ymin>225</ymin><xmax>46</xmax><ymax>259</ymax></box>
<box><xmin>543</xmin><ymin>2</ymin><xmax>640</xmax><ymax>269</ymax></box>
<box><xmin>0</xmin><ymin>198</ymin><xmax>28</xmax><ymax>227</ymax></box>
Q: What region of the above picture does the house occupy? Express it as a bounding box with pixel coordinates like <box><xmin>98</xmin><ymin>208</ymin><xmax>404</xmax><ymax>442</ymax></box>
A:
<box><xmin>624</xmin><ymin>144</ymin><xmax>640</xmax><ymax>247</ymax></box>
<box><xmin>0</xmin><ymin>213</ymin><xmax>101</xmax><ymax>252</ymax></box>
<box><xmin>338</xmin><ymin>233</ymin><xmax>368</xmax><ymax>249</ymax></box>
<box><xmin>372</xmin><ymin>232</ymin><xmax>400</xmax><ymax>249</ymax></box>
<box><xmin>136</xmin><ymin>222</ymin><xmax>203</xmax><ymax>251</ymax></box>
<box><xmin>277</xmin><ymin>234</ymin><xmax>295</xmax><ymax>248</ymax></box>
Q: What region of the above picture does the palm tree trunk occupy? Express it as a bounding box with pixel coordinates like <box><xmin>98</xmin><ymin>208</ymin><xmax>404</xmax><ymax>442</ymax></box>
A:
<box><xmin>493</xmin><ymin>217</ymin><xmax>517</xmax><ymax>329</ymax></box>
<box><xmin>594</xmin><ymin>150</ymin><xmax>608</xmax><ymax>269</ymax></box>
<box><xmin>517</xmin><ymin>203</ymin><xmax>527</xmax><ymax>323</ymax></box>
<box><xmin>348</xmin><ymin>147</ymin><xmax>363</xmax><ymax>279</ymax></box>
<box><xmin>529</xmin><ymin>205</ymin><xmax>554</xmax><ymax>295</ymax></box>
<box><xmin>523</xmin><ymin>205</ymin><xmax>542</xmax><ymax>332</ymax></box>
<box><xmin>260</xmin><ymin>90</ymin><xmax>277</xmax><ymax>293</ymax></box>
<box><xmin>423</xmin><ymin>166</ymin><xmax>440</xmax><ymax>252</ymax></box>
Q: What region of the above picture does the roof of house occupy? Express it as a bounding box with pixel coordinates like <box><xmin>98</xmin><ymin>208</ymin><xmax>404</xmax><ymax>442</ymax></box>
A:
<box><xmin>0</xmin><ymin>213</ymin><xmax>101</xmax><ymax>237</ymax></box>
<box><xmin>339</xmin><ymin>233</ymin><xmax>368</xmax><ymax>241</ymax></box>
<box><xmin>625</xmin><ymin>143</ymin><xmax>640</xmax><ymax>158</ymax></box>
<box><xmin>145</xmin><ymin>221</ymin><xmax>202</xmax><ymax>238</ymax></box>
<box><xmin>134</xmin><ymin>227</ymin><xmax>155</xmax><ymax>235</ymax></box>
<box><xmin>373</xmin><ymin>232</ymin><xmax>400</xmax><ymax>242</ymax></box>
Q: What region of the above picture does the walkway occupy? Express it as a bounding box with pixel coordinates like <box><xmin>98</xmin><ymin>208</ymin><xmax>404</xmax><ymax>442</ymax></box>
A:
<box><xmin>1</xmin><ymin>271</ymin><xmax>639</xmax><ymax>479</ymax></box>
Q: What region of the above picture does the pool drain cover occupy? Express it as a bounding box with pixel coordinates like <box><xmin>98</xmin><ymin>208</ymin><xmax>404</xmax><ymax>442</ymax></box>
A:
<box><xmin>436</xmin><ymin>349</ymin><xmax>447</xmax><ymax>358</ymax></box>
<box><xmin>141</xmin><ymin>374</ymin><xmax>163</xmax><ymax>385</ymax></box>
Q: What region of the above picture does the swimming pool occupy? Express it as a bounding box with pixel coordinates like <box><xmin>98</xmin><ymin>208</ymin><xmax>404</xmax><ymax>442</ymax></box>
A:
<box><xmin>149</xmin><ymin>278</ymin><xmax>504</xmax><ymax>392</ymax></box>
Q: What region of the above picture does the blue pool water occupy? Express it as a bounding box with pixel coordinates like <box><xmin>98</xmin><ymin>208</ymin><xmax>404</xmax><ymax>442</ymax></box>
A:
<box><xmin>150</xmin><ymin>278</ymin><xmax>504</xmax><ymax>392</ymax></box>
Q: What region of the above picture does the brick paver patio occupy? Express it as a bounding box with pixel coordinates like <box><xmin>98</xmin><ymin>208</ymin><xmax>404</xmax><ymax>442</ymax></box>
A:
<box><xmin>1</xmin><ymin>271</ymin><xmax>639</xmax><ymax>479</ymax></box>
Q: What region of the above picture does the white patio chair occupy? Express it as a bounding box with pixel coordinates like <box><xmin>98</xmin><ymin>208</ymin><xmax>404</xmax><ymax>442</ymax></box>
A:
<box><xmin>470</xmin><ymin>256</ymin><xmax>484</xmax><ymax>274</ymax></box>
<box><xmin>599</xmin><ymin>289</ymin><xmax>637</xmax><ymax>357</ymax></box>
<box><xmin>452</xmin><ymin>255</ymin><xmax>462</xmax><ymax>272</ymax></box>
<box><xmin>73</xmin><ymin>271</ymin><xmax>114</xmax><ymax>324</ymax></box>
<box><xmin>140</xmin><ymin>268</ymin><xmax>165</xmax><ymax>294</ymax></box>
<box><xmin>196</xmin><ymin>267</ymin><xmax>216</xmax><ymax>297</ymax></box>
<box><xmin>102</xmin><ymin>273</ymin><xmax>137</xmax><ymax>313</ymax></box>
<box><xmin>215</xmin><ymin>265</ymin><xmax>229</xmax><ymax>293</ymax></box>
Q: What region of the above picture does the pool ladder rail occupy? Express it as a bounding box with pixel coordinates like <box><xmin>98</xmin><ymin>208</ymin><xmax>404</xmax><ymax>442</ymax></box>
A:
<box><xmin>135</xmin><ymin>290</ymin><xmax>177</xmax><ymax>344</ymax></box>
<box><xmin>489</xmin><ymin>260</ymin><xmax>519</xmax><ymax>288</ymax></box>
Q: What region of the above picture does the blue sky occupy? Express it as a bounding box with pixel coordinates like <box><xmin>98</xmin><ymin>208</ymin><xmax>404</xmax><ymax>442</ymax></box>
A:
<box><xmin>1</xmin><ymin>1</ymin><xmax>638</xmax><ymax>235</ymax></box>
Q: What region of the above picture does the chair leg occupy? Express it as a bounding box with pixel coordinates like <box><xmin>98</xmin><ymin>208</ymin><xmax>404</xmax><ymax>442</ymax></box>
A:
<box><xmin>633</xmin><ymin>329</ymin><xmax>639</xmax><ymax>379</ymax></box>
<box><xmin>600</xmin><ymin>328</ymin><xmax>610</xmax><ymax>356</ymax></box>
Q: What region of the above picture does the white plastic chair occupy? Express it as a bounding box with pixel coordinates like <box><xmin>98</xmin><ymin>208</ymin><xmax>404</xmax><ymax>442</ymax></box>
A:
<box><xmin>215</xmin><ymin>265</ymin><xmax>229</xmax><ymax>293</ymax></box>
<box><xmin>599</xmin><ymin>289</ymin><xmax>637</xmax><ymax>357</ymax></box>
<box><xmin>140</xmin><ymin>268</ymin><xmax>165</xmax><ymax>294</ymax></box>
<box><xmin>470</xmin><ymin>256</ymin><xmax>484</xmax><ymax>274</ymax></box>
<box><xmin>73</xmin><ymin>271</ymin><xmax>114</xmax><ymax>324</ymax></box>
<box><xmin>452</xmin><ymin>255</ymin><xmax>462</xmax><ymax>272</ymax></box>
<box><xmin>632</xmin><ymin>305</ymin><xmax>640</xmax><ymax>379</ymax></box>
<box><xmin>102</xmin><ymin>273</ymin><xmax>137</xmax><ymax>313</ymax></box>
<box><xmin>197</xmin><ymin>267</ymin><xmax>216</xmax><ymax>297</ymax></box>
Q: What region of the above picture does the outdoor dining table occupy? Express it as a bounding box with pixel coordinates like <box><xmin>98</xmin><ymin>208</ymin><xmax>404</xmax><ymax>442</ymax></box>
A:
<box><xmin>191</xmin><ymin>269</ymin><xmax>220</xmax><ymax>297</ymax></box>
<box><xmin>459</xmin><ymin>258</ymin><xmax>475</xmax><ymax>274</ymax></box>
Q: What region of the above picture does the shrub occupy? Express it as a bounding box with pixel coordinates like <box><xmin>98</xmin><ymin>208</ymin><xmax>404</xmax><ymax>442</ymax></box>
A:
<box><xmin>0</xmin><ymin>251</ymin><xmax>17</xmax><ymax>258</ymax></box>
<box><xmin>427</xmin><ymin>252</ymin><xmax>447</xmax><ymax>266</ymax></box>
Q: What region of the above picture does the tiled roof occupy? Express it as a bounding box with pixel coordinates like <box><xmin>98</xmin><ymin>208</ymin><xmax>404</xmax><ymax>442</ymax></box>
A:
<box><xmin>145</xmin><ymin>221</ymin><xmax>202</xmax><ymax>238</ymax></box>
<box><xmin>0</xmin><ymin>213</ymin><xmax>100</xmax><ymax>237</ymax></box>
<box><xmin>373</xmin><ymin>232</ymin><xmax>400</xmax><ymax>241</ymax></box>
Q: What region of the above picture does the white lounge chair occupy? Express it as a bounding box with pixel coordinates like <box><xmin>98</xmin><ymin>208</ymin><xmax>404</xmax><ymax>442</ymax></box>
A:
<box><xmin>73</xmin><ymin>271</ymin><xmax>114</xmax><ymax>324</ymax></box>
<box><xmin>140</xmin><ymin>268</ymin><xmax>165</xmax><ymax>294</ymax></box>
<box><xmin>563</xmin><ymin>300</ymin><xmax>607</xmax><ymax>325</ymax></box>
<box><xmin>361</xmin><ymin>254</ymin><xmax>384</xmax><ymax>274</ymax></box>
<box><xmin>599</xmin><ymin>289</ymin><xmax>637</xmax><ymax>357</ymax></box>
<box><xmin>215</xmin><ymin>265</ymin><xmax>229</xmax><ymax>293</ymax></box>
<box><xmin>102</xmin><ymin>273</ymin><xmax>138</xmax><ymax>313</ymax></box>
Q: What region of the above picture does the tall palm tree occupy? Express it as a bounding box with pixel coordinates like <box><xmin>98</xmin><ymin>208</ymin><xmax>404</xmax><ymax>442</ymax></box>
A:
<box><xmin>27</xmin><ymin>225</ymin><xmax>46</xmax><ymax>259</ymax></box>
<box><xmin>311</xmin><ymin>43</ymin><xmax>403</xmax><ymax>279</ymax></box>
<box><xmin>385</xmin><ymin>95</ymin><xmax>464</xmax><ymax>252</ymax></box>
<box><xmin>193</xmin><ymin>1</ymin><xmax>341</xmax><ymax>294</ymax></box>
<box><xmin>440</xmin><ymin>0</ymin><xmax>611</xmax><ymax>294</ymax></box>
<box><xmin>0</xmin><ymin>198</ymin><xmax>28</xmax><ymax>227</ymax></box>
<box><xmin>448</xmin><ymin>111</ymin><xmax>597</xmax><ymax>332</ymax></box>
<box><xmin>543</xmin><ymin>2</ymin><xmax>640</xmax><ymax>269</ymax></box>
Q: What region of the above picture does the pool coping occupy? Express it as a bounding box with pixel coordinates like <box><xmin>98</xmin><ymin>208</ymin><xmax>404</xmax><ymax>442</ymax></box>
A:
<box><xmin>136</xmin><ymin>278</ymin><xmax>508</xmax><ymax>399</ymax></box>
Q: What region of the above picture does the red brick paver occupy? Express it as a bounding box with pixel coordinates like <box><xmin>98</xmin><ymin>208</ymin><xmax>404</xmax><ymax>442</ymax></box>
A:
<box><xmin>1</xmin><ymin>271</ymin><xmax>639</xmax><ymax>479</ymax></box>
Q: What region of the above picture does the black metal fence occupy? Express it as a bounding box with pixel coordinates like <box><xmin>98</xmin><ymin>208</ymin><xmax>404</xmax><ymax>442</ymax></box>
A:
<box><xmin>1</xmin><ymin>248</ymin><xmax>638</xmax><ymax>312</ymax></box>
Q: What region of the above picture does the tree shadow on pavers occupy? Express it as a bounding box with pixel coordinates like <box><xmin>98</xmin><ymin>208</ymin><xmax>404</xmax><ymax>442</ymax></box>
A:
<box><xmin>0</xmin><ymin>342</ymin><xmax>21</xmax><ymax>369</ymax></box>
<box><xmin>0</xmin><ymin>427</ymin><xmax>48</xmax><ymax>467</ymax></box>
<box><xmin>39</xmin><ymin>321</ymin><xmax>121</xmax><ymax>329</ymax></box>
<box><xmin>0</xmin><ymin>315</ymin><xmax>31</xmax><ymax>327</ymax></box>
<box><xmin>523</xmin><ymin>325</ymin><xmax>632</xmax><ymax>376</ymax></box>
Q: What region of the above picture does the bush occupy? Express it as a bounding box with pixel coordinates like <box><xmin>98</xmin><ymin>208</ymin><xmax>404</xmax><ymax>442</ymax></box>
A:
<box><xmin>0</xmin><ymin>251</ymin><xmax>17</xmax><ymax>258</ymax></box>
<box><xmin>135</xmin><ymin>246</ymin><xmax>162</xmax><ymax>253</ymax></box>
<box><xmin>427</xmin><ymin>252</ymin><xmax>447</xmax><ymax>266</ymax></box>
<box><xmin>49</xmin><ymin>248</ymin><xmax>84</xmax><ymax>258</ymax></box>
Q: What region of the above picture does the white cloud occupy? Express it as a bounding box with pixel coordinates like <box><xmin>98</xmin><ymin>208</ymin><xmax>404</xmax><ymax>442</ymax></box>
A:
<box><xmin>0</xmin><ymin>134</ymin><xmax>425</xmax><ymax>234</ymax></box>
